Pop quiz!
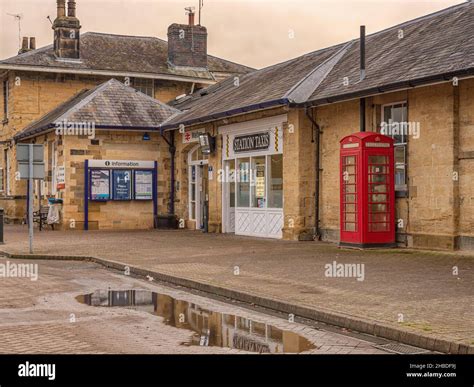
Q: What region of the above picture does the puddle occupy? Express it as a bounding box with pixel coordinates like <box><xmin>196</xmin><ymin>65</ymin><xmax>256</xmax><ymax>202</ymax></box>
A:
<box><xmin>76</xmin><ymin>290</ymin><xmax>316</xmax><ymax>354</ymax></box>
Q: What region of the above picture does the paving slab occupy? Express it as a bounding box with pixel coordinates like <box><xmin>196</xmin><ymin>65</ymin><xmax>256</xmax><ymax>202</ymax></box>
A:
<box><xmin>1</xmin><ymin>225</ymin><xmax>473</xmax><ymax>352</ymax></box>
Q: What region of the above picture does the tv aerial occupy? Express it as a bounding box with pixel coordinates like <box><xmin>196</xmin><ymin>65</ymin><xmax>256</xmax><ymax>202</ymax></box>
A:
<box><xmin>7</xmin><ymin>13</ymin><xmax>23</xmax><ymax>51</ymax></box>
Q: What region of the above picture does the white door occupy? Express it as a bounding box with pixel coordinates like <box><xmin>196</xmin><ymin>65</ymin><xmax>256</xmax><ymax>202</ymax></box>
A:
<box><xmin>188</xmin><ymin>145</ymin><xmax>209</xmax><ymax>230</ymax></box>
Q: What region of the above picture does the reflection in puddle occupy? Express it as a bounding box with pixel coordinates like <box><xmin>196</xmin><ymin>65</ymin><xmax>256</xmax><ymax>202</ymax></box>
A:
<box><xmin>76</xmin><ymin>290</ymin><xmax>316</xmax><ymax>354</ymax></box>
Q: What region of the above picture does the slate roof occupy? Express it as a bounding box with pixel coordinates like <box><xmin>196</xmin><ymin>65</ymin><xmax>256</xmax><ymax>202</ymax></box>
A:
<box><xmin>163</xmin><ymin>1</ymin><xmax>474</xmax><ymax>129</ymax></box>
<box><xmin>15</xmin><ymin>79</ymin><xmax>180</xmax><ymax>141</ymax></box>
<box><xmin>164</xmin><ymin>43</ymin><xmax>348</xmax><ymax>126</ymax></box>
<box><xmin>0</xmin><ymin>32</ymin><xmax>254</xmax><ymax>82</ymax></box>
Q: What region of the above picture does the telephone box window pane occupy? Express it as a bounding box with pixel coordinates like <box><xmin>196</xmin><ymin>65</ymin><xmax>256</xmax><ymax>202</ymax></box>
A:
<box><xmin>345</xmin><ymin>213</ymin><xmax>356</xmax><ymax>222</ymax></box>
<box><xmin>344</xmin><ymin>223</ymin><xmax>356</xmax><ymax>232</ymax></box>
<box><xmin>370</xmin><ymin>223</ymin><xmax>389</xmax><ymax>232</ymax></box>
<box><xmin>343</xmin><ymin>184</ymin><xmax>356</xmax><ymax>194</ymax></box>
<box><xmin>345</xmin><ymin>194</ymin><xmax>356</xmax><ymax>203</ymax></box>
<box><xmin>344</xmin><ymin>165</ymin><xmax>356</xmax><ymax>174</ymax></box>
<box><xmin>369</xmin><ymin>165</ymin><xmax>389</xmax><ymax>174</ymax></box>
<box><xmin>368</xmin><ymin>155</ymin><xmax>388</xmax><ymax>164</ymax></box>
<box><xmin>345</xmin><ymin>204</ymin><xmax>356</xmax><ymax>212</ymax></box>
<box><xmin>345</xmin><ymin>156</ymin><xmax>356</xmax><ymax>165</ymax></box>
<box><xmin>370</xmin><ymin>194</ymin><xmax>388</xmax><ymax>203</ymax></box>
<box><xmin>370</xmin><ymin>184</ymin><xmax>387</xmax><ymax>193</ymax></box>
<box><xmin>370</xmin><ymin>213</ymin><xmax>389</xmax><ymax>222</ymax></box>
<box><xmin>370</xmin><ymin>174</ymin><xmax>387</xmax><ymax>183</ymax></box>
<box><xmin>371</xmin><ymin>203</ymin><xmax>387</xmax><ymax>213</ymax></box>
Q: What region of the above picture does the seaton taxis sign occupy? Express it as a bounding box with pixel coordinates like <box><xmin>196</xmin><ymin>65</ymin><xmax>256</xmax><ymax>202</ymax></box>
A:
<box><xmin>233</xmin><ymin>132</ymin><xmax>270</xmax><ymax>153</ymax></box>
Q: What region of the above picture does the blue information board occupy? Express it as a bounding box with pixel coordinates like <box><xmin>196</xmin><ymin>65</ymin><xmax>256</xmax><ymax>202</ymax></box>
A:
<box><xmin>112</xmin><ymin>170</ymin><xmax>132</xmax><ymax>200</ymax></box>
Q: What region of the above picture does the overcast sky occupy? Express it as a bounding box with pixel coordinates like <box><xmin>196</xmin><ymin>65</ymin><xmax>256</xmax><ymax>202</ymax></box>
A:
<box><xmin>0</xmin><ymin>0</ymin><xmax>463</xmax><ymax>69</ymax></box>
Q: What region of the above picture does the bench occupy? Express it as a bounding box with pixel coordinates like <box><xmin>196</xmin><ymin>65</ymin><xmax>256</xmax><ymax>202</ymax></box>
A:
<box><xmin>33</xmin><ymin>206</ymin><xmax>54</xmax><ymax>231</ymax></box>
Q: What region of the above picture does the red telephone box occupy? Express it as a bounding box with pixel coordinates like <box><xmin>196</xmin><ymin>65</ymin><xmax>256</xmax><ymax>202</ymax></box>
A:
<box><xmin>340</xmin><ymin>132</ymin><xmax>396</xmax><ymax>248</ymax></box>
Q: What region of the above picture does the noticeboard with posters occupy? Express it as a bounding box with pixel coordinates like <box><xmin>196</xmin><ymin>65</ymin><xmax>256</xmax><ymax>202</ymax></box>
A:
<box><xmin>134</xmin><ymin>170</ymin><xmax>153</xmax><ymax>200</ymax></box>
<box><xmin>90</xmin><ymin>170</ymin><xmax>110</xmax><ymax>201</ymax></box>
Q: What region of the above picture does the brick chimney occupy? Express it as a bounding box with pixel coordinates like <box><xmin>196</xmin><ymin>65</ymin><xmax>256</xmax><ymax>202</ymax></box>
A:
<box><xmin>167</xmin><ymin>8</ymin><xmax>208</xmax><ymax>69</ymax></box>
<box><xmin>52</xmin><ymin>0</ymin><xmax>81</xmax><ymax>59</ymax></box>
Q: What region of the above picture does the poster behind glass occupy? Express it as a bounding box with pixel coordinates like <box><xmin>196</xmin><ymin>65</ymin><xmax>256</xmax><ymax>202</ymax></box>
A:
<box><xmin>90</xmin><ymin>170</ymin><xmax>110</xmax><ymax>201</ymax></box>
<box><xmin>113</xmin><ymin>170</ymin><xmax>132</xmax><ymax>200</ymax></box>
<box><xmin>134</xmin><ymin>170</ymin><xmax>153</xmax><ymax>200</ymax></box>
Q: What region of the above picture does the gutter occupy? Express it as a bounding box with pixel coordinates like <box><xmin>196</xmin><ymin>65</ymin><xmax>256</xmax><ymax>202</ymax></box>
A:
<box><xmin>296</xmin><ymin>68</ymin><xmax>474</xmax><ymax>108</ymax></box>
<box><xmin>160</xmin><ymin>98</ymin><xmax>290</xmax><ymax>133</ymax></box>
<box><xmin>0</xmin><ymin>64</ymin><xmax>216</xmax><ymax>85</ymax></box>
<box><xmin>14</xmin><ymin>124</ymin><xmax>162</xmax><ymax>142</ymax></box>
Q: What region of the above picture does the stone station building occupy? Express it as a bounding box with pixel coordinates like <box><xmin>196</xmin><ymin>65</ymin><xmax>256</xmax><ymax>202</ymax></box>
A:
<box><xmin>0</xmin><ymin>0</ymin><xmax>253</xmax><ymax>224</ymax></box>
<box><xmin>162</xmin><ymin>2</ymin><xmax>474</xmax><ymax>250</ymax></box>
<box><xmin>2</xmin><ymin>1</ymin><xmax>474</xmax><ymax>251</ymax></box>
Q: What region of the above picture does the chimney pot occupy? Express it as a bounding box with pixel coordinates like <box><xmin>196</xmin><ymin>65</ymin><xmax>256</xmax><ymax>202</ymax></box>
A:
<box><xmin>29</xmin><ymin>37</ymin><xmax>36</xmax><ymax>50</ymax></box>
<box><xmin>57</xmin><ymin>0</ymin><xmax>66</xmax><ymax>18</ymax></box>
<box><xmin>188</xmin><ymin>12</ymin><xmax>195</xmax><ymax>26</ymax></box>
<box><xmin>21</xmin><ymin>37</ymin><xmax>29</xmax><ymax>50</ymax></box>
<box><xmin>67</xmin><ymin>0</ymin><xmax>76</xmax><ymax>18</ymax></box>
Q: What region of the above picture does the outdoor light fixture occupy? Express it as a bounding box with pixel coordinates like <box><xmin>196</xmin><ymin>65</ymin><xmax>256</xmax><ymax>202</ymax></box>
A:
<box><xmin>199</xmin><ymin>133</ymin><xmax>215</xmax><ymax>154</ymax></box>
<box><xmin>143</xmin><ymin>132</ymin><xmax>150</xmax><ymax>141</ymax></box>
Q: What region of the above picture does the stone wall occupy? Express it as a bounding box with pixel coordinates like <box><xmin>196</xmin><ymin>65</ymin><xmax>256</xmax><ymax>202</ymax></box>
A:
<box><xmin>315</xmin><ymin>81</ymin><xmax>473</xmax><ymax>250</ymax></box>
<box><xmin>0</xmin><ymin>71</ymin><xmax>193</xmax><ymax>222</ymax></box>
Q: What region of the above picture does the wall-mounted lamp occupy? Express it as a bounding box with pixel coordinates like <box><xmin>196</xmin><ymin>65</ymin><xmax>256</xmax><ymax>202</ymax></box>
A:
<box><xmin>143</xmin><ymin>132</ymin><xmax>150</xmax><ymax>141</ymax></box>
<box><xmin>199</xmin><ymin>133</ymin><xmax>216</xmax><ymax>155</ymax></box>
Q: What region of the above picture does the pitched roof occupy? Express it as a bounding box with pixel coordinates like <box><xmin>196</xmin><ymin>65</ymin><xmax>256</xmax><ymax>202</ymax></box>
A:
<box><xmin>308</xmin><ymin>1</ymin><xmax>474</xmax><ymax>104</ymax></box>
<box><xmin>0</xmin><ymin>32</ymin><xmax>254</xmax><ymax>83</ymax></box>
<box><xmin>164</xmin><ymin>43</ymin><xmax>347</xmax><ymax>126</ymax></box>
<box><xmin>15</xmin><ymin>78</ymin><xmax>180</xmax><ymax>141</ymax></box>
<box><xmin>162</xmin><ymin>1</ymin><xmax>474</xmax><ymax>129</ymax></box>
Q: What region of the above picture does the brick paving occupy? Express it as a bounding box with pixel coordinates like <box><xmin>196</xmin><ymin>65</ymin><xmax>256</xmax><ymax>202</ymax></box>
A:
<box><xmin>1</xmin><ymin>225</ymin><xmax>473</xmax><ymax>348</ymax></box>
<box><xmin>0</xmin><ymin>258</ymin><xmax>388</xmax><ymax>354</ymax></box>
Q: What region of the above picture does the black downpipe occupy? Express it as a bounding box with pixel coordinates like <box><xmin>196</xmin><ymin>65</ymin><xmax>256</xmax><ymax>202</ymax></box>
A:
<box><xmin>360</xmin><ymin>25</ymin><xmax>366</xmax><ymax>132</ymax></box>
<box><xmin>169</xmin><ymin>132</ymin><xmax>176</xmax><ymax>216</ymax></box>
<box><xmin>360</xmin><ymin>98</ymin><xmax>366</xmax><ymax>132</ymax></box>
<box><xmin>160</xmin><ymin>131</ymin><xmax>176</xmax><ymax>218</ymax></box>
<box><xmin>305</xmin><ymin>107</ymin><xmax>321</xmax><ymax>240</ymax></box>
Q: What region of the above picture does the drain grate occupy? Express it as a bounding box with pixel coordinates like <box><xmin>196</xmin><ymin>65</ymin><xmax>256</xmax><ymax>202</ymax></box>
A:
<box><xmin>376</xmin><ymin>343</ymin><xmax>431</xmax><ymax>354</ymax></box>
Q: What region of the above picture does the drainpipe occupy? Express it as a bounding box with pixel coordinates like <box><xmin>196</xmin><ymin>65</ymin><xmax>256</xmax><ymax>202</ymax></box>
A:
<box><xmin>305</xmin><ymin>106</ymin><xmax>321</xmax><ymax>240</ymax></box>
<box><xmin>360</xmin><ymin>25</ymin><xmax>366</xmax><ymax>132</ymax></box>
<box><xmin>169</xmin><ymin>133</ymin><xmax>176</xmax><ymax>216</ymax></box>
<box><xmin>160</xmin><ymin>130</ymin><xmax>176</xmax><ymax>218</ymax></box>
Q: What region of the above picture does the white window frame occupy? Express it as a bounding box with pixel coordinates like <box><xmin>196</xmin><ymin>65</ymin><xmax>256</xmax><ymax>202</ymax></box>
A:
<box><xmin>188</xmin><ymin>144</ymin><xmax>208</xmax><ymax>226</ymax></box>
<box><xmin>381</xmin><ymin>101</ymin><xmax>408</xmax><ymax>192</ymax></box>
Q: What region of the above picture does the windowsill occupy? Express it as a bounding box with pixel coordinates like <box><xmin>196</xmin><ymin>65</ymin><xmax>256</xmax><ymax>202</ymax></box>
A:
<box><xmin>395</xmin><ymin>190</ymin><xmax>408</xmax><ymax>198</ymax></box>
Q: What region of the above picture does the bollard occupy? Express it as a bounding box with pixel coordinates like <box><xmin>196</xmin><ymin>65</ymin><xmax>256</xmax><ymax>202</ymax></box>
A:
<box><xmin>0</xmin><ymin>208</ymin><xmax>4</xmax><ymax>244</ymax></box>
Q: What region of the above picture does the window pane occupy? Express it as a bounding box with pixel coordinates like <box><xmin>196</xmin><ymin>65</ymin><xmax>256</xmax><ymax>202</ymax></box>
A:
<box><xmin>268</xmin><ymin>154</ymin><xmax>283</xmax><ymax>208</ymax></box>
<box><xmin>369</xmin><ymin>155</ymin><xmax>388</xmax><ymax>164</ymax></box>
<box><xmin>252</xmin><ymin>156</ymin><xmax>266</xmax><ymax>208</ymax></box>
<box><xmin>132</xmin><ymin>78</ymin><xmax>154</xmax><ymax>97</ymax></box>
<box><xmin>237</xmin><ymin>158</ymin><xmax>250</xmax><ymax>207</ymax></box>
<box><xmin>228</xmin><ymin>160</ymin><xmax>235</xmax><ymax>208</ymax></box>
<box><xmin>344</xmin><ymin>223</ymin><xmax>356</xmax><ymax>232</ymax></box>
